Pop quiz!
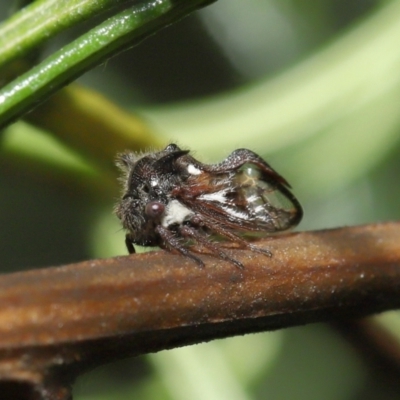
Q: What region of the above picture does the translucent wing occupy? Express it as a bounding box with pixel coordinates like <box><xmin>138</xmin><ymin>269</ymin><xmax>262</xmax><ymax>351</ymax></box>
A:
<box><xmin>182</xmin><ymin>164</ymin><xmax>302</xmax><ymax>235</ymax></box>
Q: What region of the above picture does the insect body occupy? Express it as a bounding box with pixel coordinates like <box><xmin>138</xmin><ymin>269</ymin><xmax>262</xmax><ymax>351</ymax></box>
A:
<box><xmin>115</xmin><ymin>144</ymin><xmax>302</xmax><ymax>268</ymax></box>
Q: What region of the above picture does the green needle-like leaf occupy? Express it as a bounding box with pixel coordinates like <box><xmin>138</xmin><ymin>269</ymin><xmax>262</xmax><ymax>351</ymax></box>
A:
<box><xmin>0</xmin><ymin>0</ymin><xmax>129</xmax><ymax>67</ymax></box>
<box><xmin>0</xmin><ymin>0</ymin><xmax>216</xmax><ymax>129</ymax></box>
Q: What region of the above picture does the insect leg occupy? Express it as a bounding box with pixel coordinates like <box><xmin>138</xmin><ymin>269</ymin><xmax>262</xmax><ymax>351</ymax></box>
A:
<box><xmin>155</xmin><ymin>225</ymin><xmax>205</xmax><ymax>268</ymax></box>
<box><xmin>125</xmin><ymin>234</ymin><xmax>136</xmax><ymax>254</ymax></box>
<box><xmin>194</xmin><ymin>217</ymin><xmax>272</xmax><ymax>257</ymax></box>
<box><xmin>179</xmin><ymin>225</ymin><xmax>244</xmax><ymax>269</ymax></box>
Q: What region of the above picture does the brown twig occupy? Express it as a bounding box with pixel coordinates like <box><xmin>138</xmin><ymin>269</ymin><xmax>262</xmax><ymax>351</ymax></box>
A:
<box><xmin>1</xmin><ymin>222</ymin><xmax>400</xmax><ymax>399</ymax></box>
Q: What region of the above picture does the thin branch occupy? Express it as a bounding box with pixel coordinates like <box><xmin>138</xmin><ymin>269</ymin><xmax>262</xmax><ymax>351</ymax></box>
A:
<box><xmin>1</xmin><ymin>222</ymin><xmax>400</xmax><ymax>399</ymax></box>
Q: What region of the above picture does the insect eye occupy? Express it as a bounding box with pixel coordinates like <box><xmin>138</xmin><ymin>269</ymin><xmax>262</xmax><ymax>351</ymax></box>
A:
<box><xmin>145</xmin><ymin>201</ymin><xmax>165</xmax><ymax>218</ymax></box>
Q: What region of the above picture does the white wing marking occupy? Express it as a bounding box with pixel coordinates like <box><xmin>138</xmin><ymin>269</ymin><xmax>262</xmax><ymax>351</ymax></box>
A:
<box><xmin>162</xmin><ymin>200</ymin><xmax>194</xmax><ymax>227</ymax></box>
<box><xmin>199</xmin><ymin>190</ymin><xmax>229</xmax><ymax>203</ymax></box>
<box><xmin>187</xmin><ymin>164</ymin><xmax>202</xmax><ymax>175</ymax></box>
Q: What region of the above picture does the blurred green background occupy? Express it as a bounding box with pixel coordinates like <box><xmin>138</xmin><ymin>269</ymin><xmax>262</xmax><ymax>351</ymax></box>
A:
<box><xmin>1</xmin><ymin>0</ymin><xmax>400</xmax><ymax>399</ymax></box>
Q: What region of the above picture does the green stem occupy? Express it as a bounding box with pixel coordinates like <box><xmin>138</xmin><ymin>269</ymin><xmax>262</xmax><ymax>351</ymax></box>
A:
<box><xmin>0</xmin><ymin>0</ymin><xmax>129</xmax><ymax>67</ymax></box>
<box><xmin>0</xmin><ymin>0</ymin><xmax>216</xmax><ymax>128</ymax></box>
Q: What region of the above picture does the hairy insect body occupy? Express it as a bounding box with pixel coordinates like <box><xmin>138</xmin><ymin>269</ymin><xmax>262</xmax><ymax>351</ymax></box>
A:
<box><xmin>115</xmin><ymin>144</ymin><xmax>302</xmax><ymax>268</ymax></box>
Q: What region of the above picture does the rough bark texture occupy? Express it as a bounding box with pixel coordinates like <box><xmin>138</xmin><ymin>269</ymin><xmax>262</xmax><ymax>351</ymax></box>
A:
<box><xmin>1</xmin><ymin>222</ymin><xmax>400</xmax><ymax>399</ymax></box>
